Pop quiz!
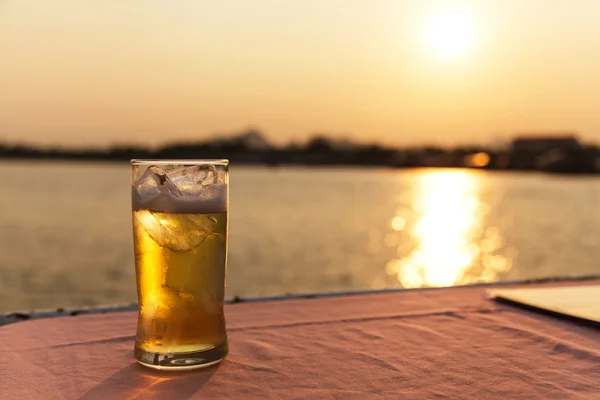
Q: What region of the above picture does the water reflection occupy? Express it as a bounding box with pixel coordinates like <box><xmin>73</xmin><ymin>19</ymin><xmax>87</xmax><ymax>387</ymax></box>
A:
<box><xmin>387</xmin><ymin>169</ymin><xmax>513</xmax><ymax>288</ymax></box>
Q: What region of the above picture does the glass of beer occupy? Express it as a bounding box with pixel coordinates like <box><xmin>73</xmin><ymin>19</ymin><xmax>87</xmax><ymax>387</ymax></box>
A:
<box><xmin>130</xmin><ymin>160</ymin><xmax>229</xmax><ymax>370</ymax></box>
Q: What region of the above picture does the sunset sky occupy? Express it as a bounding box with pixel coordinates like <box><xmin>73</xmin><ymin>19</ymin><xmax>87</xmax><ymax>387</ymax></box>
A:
<box><xmin>1</xmin><ymin>0</ymin><xmax>600</xmax><ymax>147</ymax></box>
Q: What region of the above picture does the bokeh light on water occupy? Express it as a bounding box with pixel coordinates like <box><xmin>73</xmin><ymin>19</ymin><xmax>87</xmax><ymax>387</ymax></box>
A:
<box><xmin>386</xmin><ymin>169</ymin><xmax>514</xmax><ymax>288</ymax></box>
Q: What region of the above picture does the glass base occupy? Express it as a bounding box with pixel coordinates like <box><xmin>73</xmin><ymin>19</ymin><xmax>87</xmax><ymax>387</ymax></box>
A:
<box><xmin>134</xmin><ymin>342</ymin><xmax>228</xmax><ymax>371</ymax></box>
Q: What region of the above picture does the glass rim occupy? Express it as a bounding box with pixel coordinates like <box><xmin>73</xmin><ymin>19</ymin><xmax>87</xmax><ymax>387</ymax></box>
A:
<box><xmin>131</xmin><ymin>159</ymin><xmax>229</xmax><ymax>166</ymax></box>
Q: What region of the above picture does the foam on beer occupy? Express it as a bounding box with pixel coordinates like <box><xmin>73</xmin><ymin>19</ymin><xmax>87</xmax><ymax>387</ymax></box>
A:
<box><xmin>132</xmin><ymin>167</ymin><xmax>228</xmax><ymax>214</ymax></box>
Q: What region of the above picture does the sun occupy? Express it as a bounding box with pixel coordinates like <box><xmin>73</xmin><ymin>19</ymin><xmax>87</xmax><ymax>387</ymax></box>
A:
<box><xmin>424</xmin><ymin>11</ymin><xmax>476</xmax><ymax>60</ymax></box>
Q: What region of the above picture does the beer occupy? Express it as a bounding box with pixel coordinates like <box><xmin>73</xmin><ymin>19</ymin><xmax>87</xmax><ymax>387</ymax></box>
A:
<box><xmin>131</xmin><ymin>161</ymin><xmax>229</xmax><ymax>370</ymax></box>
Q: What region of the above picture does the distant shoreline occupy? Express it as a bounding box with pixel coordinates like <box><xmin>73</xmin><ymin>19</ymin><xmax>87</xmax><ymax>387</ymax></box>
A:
<box><xmin>2</xmin><ymin>157</ymin><xmax>600</xmax><ymax>177</ymax></box>
<box><xmin>2</xmin><ymin>130</ymin><xmax>599</xmax><ymax>174</ymax></box>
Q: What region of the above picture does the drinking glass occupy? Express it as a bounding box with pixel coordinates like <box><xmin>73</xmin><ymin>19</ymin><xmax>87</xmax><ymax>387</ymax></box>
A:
<box><xmin>131</xmin><ymin>160</ymin><xmax>229</xmax><ymax>370</ymax></box>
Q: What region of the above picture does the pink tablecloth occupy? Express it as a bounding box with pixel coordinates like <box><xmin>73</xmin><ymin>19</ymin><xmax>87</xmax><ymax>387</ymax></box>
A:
<box><xmin>1</xmin><ymin>283</ymin><xmax>599</xmax><ymax>399</ymax></box>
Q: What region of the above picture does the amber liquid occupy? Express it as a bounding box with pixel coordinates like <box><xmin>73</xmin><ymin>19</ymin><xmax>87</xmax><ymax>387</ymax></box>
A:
<box><xmin>132</xmin><ymin>210</ymin><xmax>227</xmax><ymax>355</ymax></box>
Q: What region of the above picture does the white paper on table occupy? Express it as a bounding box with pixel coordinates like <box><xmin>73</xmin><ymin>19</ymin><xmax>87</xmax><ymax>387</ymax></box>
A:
<box><xmin>487</xmin><ymin>285</ymin><xmax>600</xmax><ymax>324</ymax></box>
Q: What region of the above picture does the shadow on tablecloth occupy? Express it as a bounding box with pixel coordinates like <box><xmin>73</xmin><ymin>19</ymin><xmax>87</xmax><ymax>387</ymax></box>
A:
<box><xmin>80</xmin><ymin>362</ymin><xmax>220</xmax><ymax>400</ymax></box>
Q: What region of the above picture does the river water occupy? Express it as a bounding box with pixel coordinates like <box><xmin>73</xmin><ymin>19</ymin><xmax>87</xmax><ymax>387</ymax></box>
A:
<box><xmin>1</xmin><ymin>161</ymin><xmax>599</xmax><ymax>312</ymax></box>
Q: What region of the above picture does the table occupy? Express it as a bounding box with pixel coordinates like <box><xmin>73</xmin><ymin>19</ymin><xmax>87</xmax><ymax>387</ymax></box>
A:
<box><xmin>1</xmin><ymin>282</ymin><xmax>599</xmax><ymax>399</ymax></box>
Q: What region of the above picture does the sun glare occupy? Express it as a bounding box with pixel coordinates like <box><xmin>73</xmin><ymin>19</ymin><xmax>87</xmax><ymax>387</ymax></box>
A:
<box><xmin>424</xmin><ymin>10</ymin><xmax>476</xmax><ymax>60</ymax></box>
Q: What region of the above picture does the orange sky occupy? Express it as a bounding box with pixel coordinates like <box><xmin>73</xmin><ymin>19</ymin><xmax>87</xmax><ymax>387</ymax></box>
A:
<box><xmin>1</xmin><ymin>0</ymin><xmax>600</xmax><ymax>147</ymax></box>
